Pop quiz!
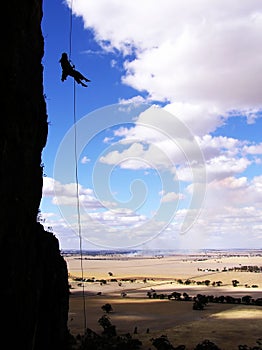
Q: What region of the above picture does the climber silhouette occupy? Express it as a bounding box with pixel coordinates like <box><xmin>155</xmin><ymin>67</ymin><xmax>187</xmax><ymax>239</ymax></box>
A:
<box><xmin>59</xmin><ymin>52</ymin><xmax>91</xmax><ymax>87</ymax></box>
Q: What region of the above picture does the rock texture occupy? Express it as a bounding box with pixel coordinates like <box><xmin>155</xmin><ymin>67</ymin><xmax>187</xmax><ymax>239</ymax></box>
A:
<box><xmin>1</xmin><ymin>1</ymin><xmax>69</xmax><ymax>349</ymax></box>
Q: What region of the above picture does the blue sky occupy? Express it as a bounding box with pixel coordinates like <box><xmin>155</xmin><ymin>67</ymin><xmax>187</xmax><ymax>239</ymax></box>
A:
<box><xmin>40</xmin><ymin>0</ymin><xmax>262</xmax><ymax>251</ymax></box>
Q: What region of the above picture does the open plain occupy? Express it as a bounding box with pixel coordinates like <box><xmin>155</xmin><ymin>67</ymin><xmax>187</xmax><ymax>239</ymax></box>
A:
<box><xmin>65</xmin><ymin>251</ymin><xmax>262</xmax><ymax>349</ymax></box>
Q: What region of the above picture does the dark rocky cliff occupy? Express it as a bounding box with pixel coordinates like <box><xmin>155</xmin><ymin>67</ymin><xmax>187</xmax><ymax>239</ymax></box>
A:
<box><xmin>1</xmin><ymin>1</ymin><xmax>69</xmax><ymax>349</ymax></box>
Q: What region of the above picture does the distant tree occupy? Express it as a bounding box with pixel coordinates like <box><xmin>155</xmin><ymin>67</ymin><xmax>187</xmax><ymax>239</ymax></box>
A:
<box><xmin>98</xmin><ymin>315</ymin><xmax>116</xmax><ymax>337</ymax></box>
<box><xmin>151</xmin><ymin>335</ymin><xmax>174</xmax><ymax>350</ymax></box>
<box><xmin>194</xmin><ymin>339</ymin><xmax>221</xmax><ymax>349</ymax></box>
<box><xmin>196</xmin><ymin>294</ymin><xmax>208</xmax><ymax>305</ymax></box>
<box><xmin>218</xmin><ymin>295</ymin><xmax>225</xmax><ymax>303</ymax></box>
<box><xmin>204</xmin><ymin>280</ymin><xmax>211</xmax><ymax>286</ymax></box>
<box><xmin>232</xmin><ymin>279</ymin><xmax>239</xmax><ymax>287</ymax></box>
<box><xmin>147</xmin><ymin>291</ymin><xmax>152</xmax><ymax>298</ymax></box>
<box><xmin>108</xmin><ymin>271</ymin><xmax>113</xmax><ymax>276</ymax></box>
<box><xmin>159</xmin><ymin>293</ymin><xmax>166</xmax><ymax>299</ymax></box>
<box><xmin>101</xmin><ymin>303</ymin><xmax>113</xmax><ymax>313</ymax></box>
<box><xmin>98</xmin><ymin>314</ymin><xmax>111</xmax><ymax>329</ymax></box>
<box><xmin>193</xmin><ymin>301</ymin><xmax>204</xmax><ymax>310</ymax></box>
<box><xmin>183</xmin><ymin>292</ymin><xmax>190</xmax><ymax>301</ymax></box>
<box><xmin>184</xmin><ymin>279</ymin><xmax>191</xmax><ymax>285</ymax></box>
<box><xmin>225</xmin><ymin>295</ymin><xmax>236</xmax><ymax>304</ymax></box>
<box><xmin>78</xmin><ymin>326</ymin><xmax>142</xmax><ymax>349</ymax></box>
<box><xmin>173</xmin><ymin>292</ymin><xmax>182</xmax><ymax>300</ymax></box>
<box><xmin>242</xmin><ymin>295</ymin><xmax>252</xmax><ymax>304</ymax></box>
<box><xmin>254</xmin><ymin>298</ymin><xmax>262</xmax><ymax>306</ymax></box>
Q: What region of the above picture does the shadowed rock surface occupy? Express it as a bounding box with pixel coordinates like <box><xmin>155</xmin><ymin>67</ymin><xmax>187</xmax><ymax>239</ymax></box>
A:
<box><xmin>1</xmin><ymin>1</ymin><xmax>69</xmax><ymax>349</ymax></box>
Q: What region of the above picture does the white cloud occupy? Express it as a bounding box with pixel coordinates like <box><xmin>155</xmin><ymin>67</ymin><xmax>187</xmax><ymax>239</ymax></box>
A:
<box><xmin>119</xmin><ymin>95</ymin><xmax>147</xmax><ymax>106</ymax></box>
<box><xmin>42</xmin><ymin>177</ymin><xmax>102</xmax><ymax>208</ymax></box>
<box><xmin>100</xmin><ymin>140</ymin><xmax>182</xmax><ymax>170</ymax></box>
<box><xmin>198</xmin><ymin>135</ymin><xmax>242</xmax><ymax>160</ymax></box>
<box><xmin>164</xmin><ymin>102</ymin><xmax>226</xmax><ymax>137</ymax></box>
<box><xmin>205</xmin><ymin>156</ymin><xmax>250</xmax><ymax>181</ymax></box>
<box><xmin>161</xmin><ymin>192</ymin><xmax>184</xmax><ymax>202</ymax></box>
<box><xmin>243</xmin><ymin>143</ymin><xmax>262</xmax><ymax>155</ymax></box>
<box><xmin>204</xmin><ymin>176</ymin><xmax>262</xmax><ymax>208</ymax></box>
<box><xmin>81</xmin><ymin>155</ymin><xmax>90</xmax><ymax>164</ymax></box>
<box><xmin>68</xmin><ymin>0</ymin><xmax>262</xmax><ymax>113</ymax></box>
<box><xmin>43</xmin><ymin>177</ymin><xmax>92</xmax><ymax>197</ymax></box>
<box><xmin>100</xmin><ymin>106</ymin><xmax>206</xmax><ymax>171</ymax></box>
<box><xmin>99</xmin><ymin>108</ymin><xmax>254</xmax><ymax>184</ymax></box>
<box><xmin>42</xmin><ymin>177</ymin><xmax>56</xmax><ymax>196</ymax></box>
<box><xmin>103</xmin><ymin>136</ymin><xmax>114</xmax><ymax>143</ymax></box>
<box><xmin>88</xmin><ymin>207</ymin><xmax>147</xmax><ymax>228</ymax></box>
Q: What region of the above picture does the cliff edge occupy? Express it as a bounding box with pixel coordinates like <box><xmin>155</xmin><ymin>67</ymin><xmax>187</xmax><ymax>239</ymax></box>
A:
<box><xmin>1</xmin><ymin>1</ymin><xmax>69</xmax><ymax>349</ymax></box>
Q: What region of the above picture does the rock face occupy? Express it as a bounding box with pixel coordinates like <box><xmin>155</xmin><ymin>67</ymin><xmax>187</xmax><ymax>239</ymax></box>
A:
<box><xmin>1</xmin><ymin>1</ymin><xmax>69</xmax><ymax>349</ymax></box>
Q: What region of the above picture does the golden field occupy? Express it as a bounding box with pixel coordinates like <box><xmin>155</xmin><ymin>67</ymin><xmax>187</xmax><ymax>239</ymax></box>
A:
<box><xmin>64</xmin><ymin>251</ymin><xmax>262</xmax><ymax>349</ymax></box>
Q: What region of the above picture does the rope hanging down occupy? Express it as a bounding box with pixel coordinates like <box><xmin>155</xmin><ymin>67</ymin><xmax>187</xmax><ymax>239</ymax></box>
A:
<box><xmin>68</xmin><ymin>0</ymin><xmax>87</xmax><ymax>330</ymax></box>
<box><xmin>69</xmin><ymin>0</ymin><xmax>73</xmax><ymax>60</ymax></box>
<box><xmin>73</xmin><ymin>84</ymin><xmax>87</xmax><ymax>330</ymax></box>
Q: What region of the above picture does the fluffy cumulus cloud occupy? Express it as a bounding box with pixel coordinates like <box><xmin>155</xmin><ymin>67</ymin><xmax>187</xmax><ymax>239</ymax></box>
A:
<box><xmin>161</xmin><ymin>192</ymin><xmax>184</xmax><ymax>203</ymax></box>
<box><xmin>43</xmin><ymin>177</ymin><xmax>102</xmax><ymax>208</ymax></box>
<box><xmin>100</xmin><ymin>106</ymin><xmax>206</xmax><ymax>172</ymax></box>
<box><xmin>243</xmin><ymin>142</ymin><xmax>262</xmax><ymax>155</ymax></box>
<box><xmin>69</xmin><ymin>0</ymin><xmax>262</xmax><ymax>112</ymax></box>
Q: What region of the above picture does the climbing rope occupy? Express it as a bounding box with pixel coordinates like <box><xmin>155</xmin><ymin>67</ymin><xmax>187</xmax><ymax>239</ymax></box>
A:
<box><xmin>68</xmin><ymin>0</ymin><xmax>73</xmax><ymax>60</ymax></box>
<box><xmin>69</xmin><ymin>0</ymin><xmax>87</xmax><ymax>330</ymax></box>
<box><xmin>73</xmin><ymin>83</ymin><xmax>87</xmax><ymax>330</ymax></box>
